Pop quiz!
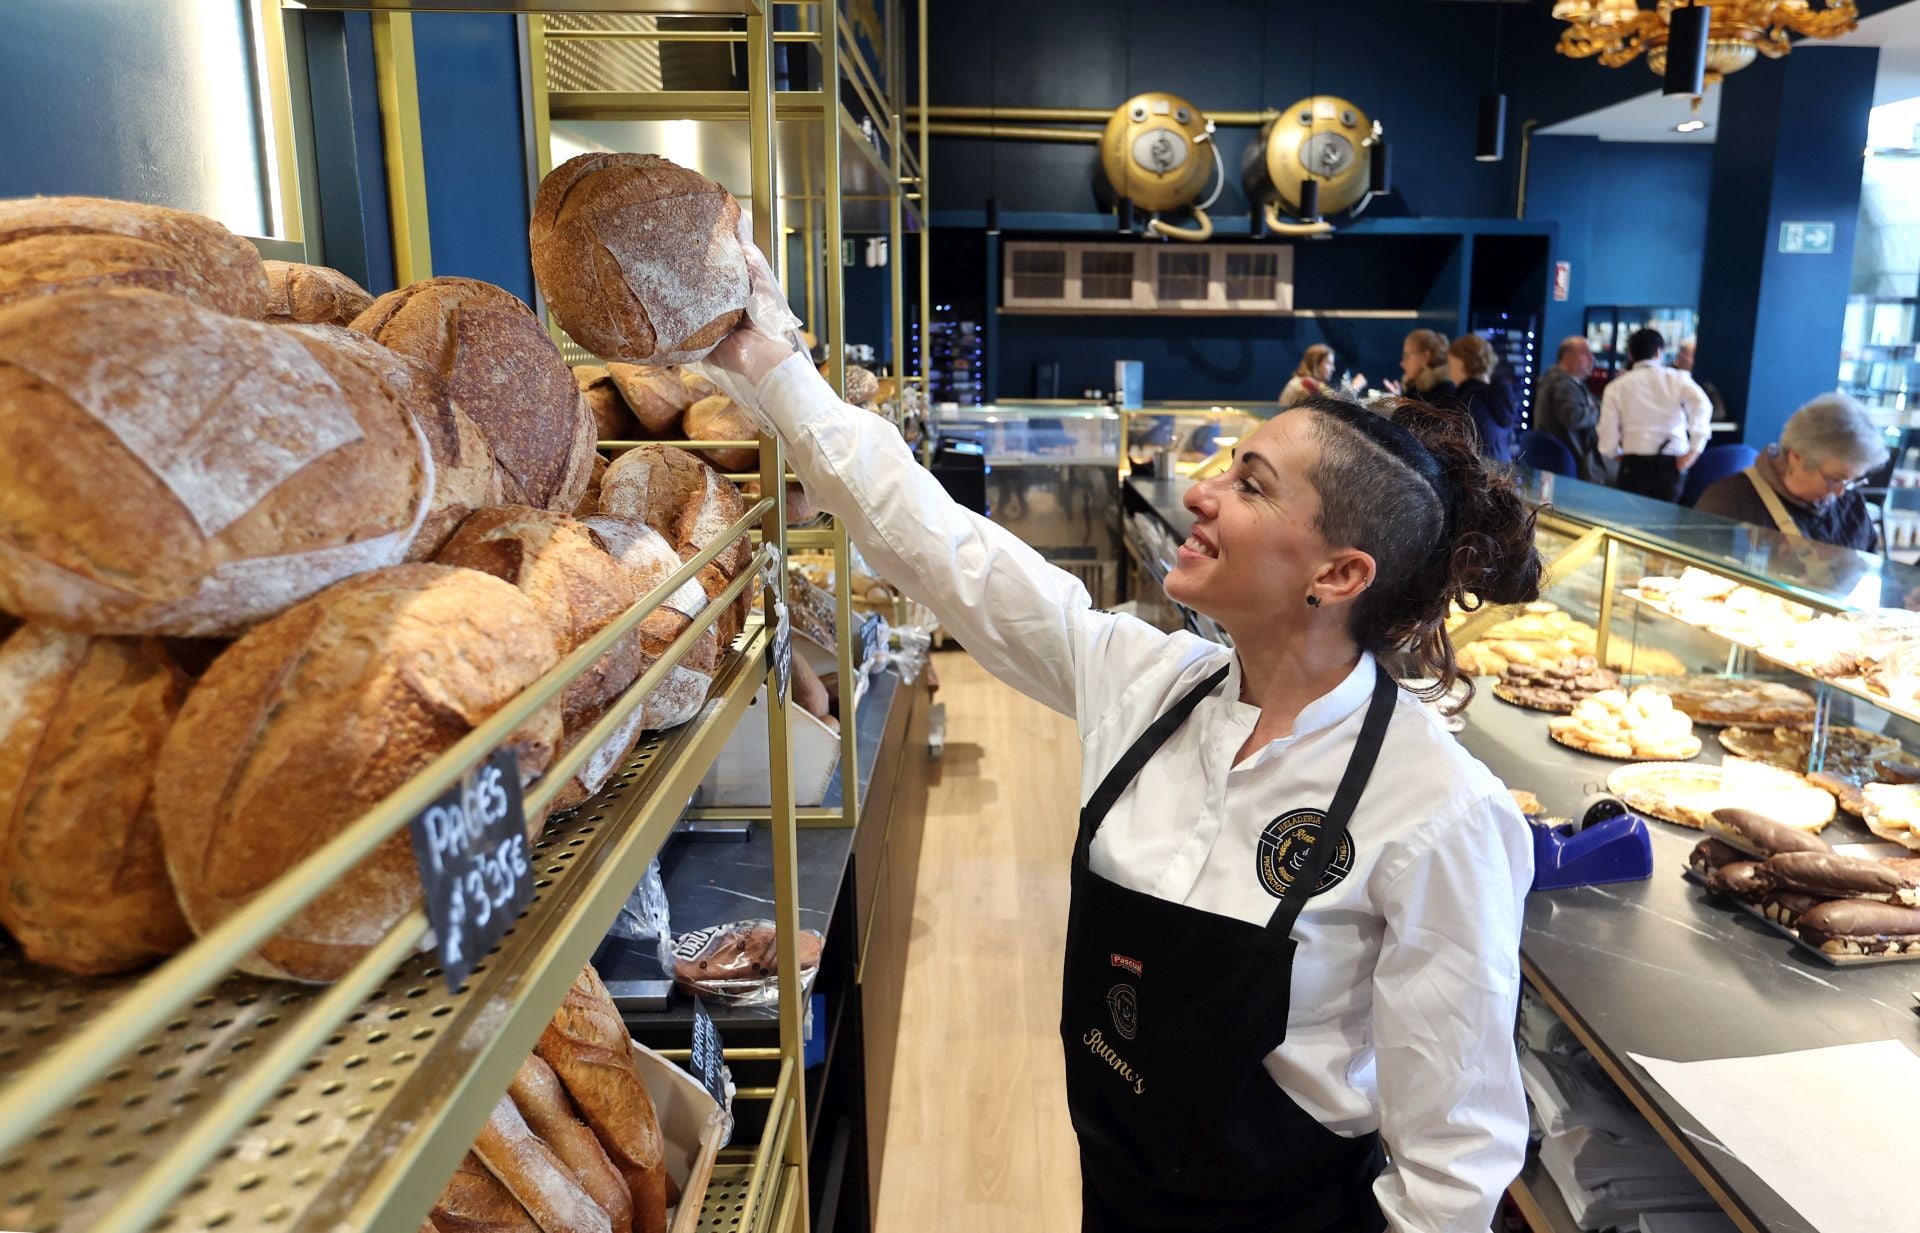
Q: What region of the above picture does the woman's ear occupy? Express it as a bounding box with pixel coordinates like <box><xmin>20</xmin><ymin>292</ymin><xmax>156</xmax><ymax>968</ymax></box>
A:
<box><xmin>1315</xmin><ymin>549</ymin><xmax>1376</xmax><ymax>607</ymax></box>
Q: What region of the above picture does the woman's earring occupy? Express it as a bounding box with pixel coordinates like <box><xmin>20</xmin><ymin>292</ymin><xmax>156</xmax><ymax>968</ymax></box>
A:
<box><xmin>1305</xmin><ymin>594</ymin><xmax>1321</xmax><ymax>608</ymax></box>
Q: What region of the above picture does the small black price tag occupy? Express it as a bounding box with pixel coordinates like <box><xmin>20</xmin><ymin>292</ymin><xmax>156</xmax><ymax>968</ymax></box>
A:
<box><xmin>858</xmin><ymin>612</ymin><xmax>885</xmax><ymax>671</ymax></box>
<box><xmin>690</xmin><ymin>996</ymin><xmax>730</xmax><ymax>1109</ymax></box>
<box><xmin>770</xmin><ymin>599</ymin><xmax>793</xmax><ymax>708</ymax></box>
<box><xmin>408</xmin><ymin>749</ymin><xmax>534</xmax><ymax>993</ymax></box>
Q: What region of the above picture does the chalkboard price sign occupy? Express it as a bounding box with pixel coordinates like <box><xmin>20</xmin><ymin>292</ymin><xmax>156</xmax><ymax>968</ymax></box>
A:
<box><xmin>690</xmin><ymin>996</ymin><xmax>730</xmax><ymax>1111</ymax></box>
<box><xmin>408</xmin><ymin>749</ymin><xmax>534</xmax><ymax>992</ymax></box>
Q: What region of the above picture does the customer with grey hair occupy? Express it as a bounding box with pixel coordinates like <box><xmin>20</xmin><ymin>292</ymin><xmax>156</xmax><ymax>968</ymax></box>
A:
<box><xmin>1695</xmin><ymin>393</ymin><xmax>1889</xmax><ymax>551</ymax></box>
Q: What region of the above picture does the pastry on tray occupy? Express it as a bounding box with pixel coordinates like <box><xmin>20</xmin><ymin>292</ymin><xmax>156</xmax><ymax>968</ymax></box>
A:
<box><xmin>1861</xmin><ymin>783</ymin><xmax>1920</xmax><ymax>853</ymax></box>
<box><xmin>1795</xmin><ymin>900</ymin><xmax>1920</xmax><ymax>956</ymax></box>
<box><xmin>1492</xmin><ymin>657</ymin><xmax>1620</xmax><ymax>713</ymax></box>
<box><xmin>1765</xmin><ymin>851</ymin><xmax>1920</xmax><ymax>906</ymax></box>
<box><xmin>1716</xmin><ymin>724</ymin><xmax>1899</xmax><ymax>772</ymax></box>
<box><xmin>1702</xmin><ymin>807</ymin><xmax>1830</xmax><ymax>858</ymax></box>
<box><xmin>1547</xmin><ymin>688</ymin><xmax>1701</xmax><ymax>761</ymax></box>
<box><xmin>1606</xmin><ymin>757</ymin><xmax>1837</xmax><ymax>832</ymax></box>
<box><xmin>1650</xmin><ymin>676</ymin><xmax>1816</xmax><ymax>727</ymax></box>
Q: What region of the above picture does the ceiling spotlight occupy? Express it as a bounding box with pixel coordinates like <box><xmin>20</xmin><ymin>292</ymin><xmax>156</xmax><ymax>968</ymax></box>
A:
<box><xmin>1674</xmin><ymin>119</ymin><xmax>1709</xmax><ymax>133</ymax></box>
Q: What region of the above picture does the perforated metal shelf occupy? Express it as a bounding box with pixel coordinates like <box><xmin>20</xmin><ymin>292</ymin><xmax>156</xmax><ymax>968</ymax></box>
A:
<box><xmin>0</xmin><ymin>628</ymin><xmax>770</xmax><ymax>1233</ymax></box>
<box><xmin>695</xmin><ymin>1163</ymin><xmax>796</xmax><ymax>1233</ymax></box>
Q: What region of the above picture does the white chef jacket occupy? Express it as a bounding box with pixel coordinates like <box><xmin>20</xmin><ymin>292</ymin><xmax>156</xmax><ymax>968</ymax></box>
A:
<box><xmin>1596</xmin><ymin>360</ymin><xmax>1713</xmax><ymax>459</ymax></box>
<box><xmin>751</xmin><ymin>353</ymin><xmax>1533</xmax><ymax>1233</ymax></box>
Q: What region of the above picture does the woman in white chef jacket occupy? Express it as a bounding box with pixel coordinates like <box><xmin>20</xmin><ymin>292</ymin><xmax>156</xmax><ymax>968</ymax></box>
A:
<box><xmin>706</xmin><ymin>265</ymin><xmax>1542</xmax><ymax>1233</ymax></box>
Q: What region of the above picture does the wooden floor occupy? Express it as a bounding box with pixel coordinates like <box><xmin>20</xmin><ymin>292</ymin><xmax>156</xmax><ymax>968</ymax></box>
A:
<box><xmin>872</xmin><ymin>651</ymin><xmax>1083</xmax><ymax>1232</ymax></box>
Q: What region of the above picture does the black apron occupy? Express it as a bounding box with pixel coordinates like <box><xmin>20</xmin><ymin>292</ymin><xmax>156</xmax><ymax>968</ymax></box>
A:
<box><xmin>1062</xmin><ymin>661</ymin><xmax>1396</xmax><ymax>1233</ymax></box>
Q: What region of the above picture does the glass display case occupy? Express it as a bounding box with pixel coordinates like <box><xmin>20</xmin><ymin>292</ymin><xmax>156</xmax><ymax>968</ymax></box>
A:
<box><xmin>930</xmin><ymin>402</ymin><xmax>1124</xmax><ymax>605</ymax></box>
<box><xmin>1584</xmin><ymin>304</ymin><xmax>1698</xmax><ymax>382</ymax></box>
<box><xmin>1122</xmin><ymin>404</ymin><xmax>1275</xmax><ymax>477</ymax></box>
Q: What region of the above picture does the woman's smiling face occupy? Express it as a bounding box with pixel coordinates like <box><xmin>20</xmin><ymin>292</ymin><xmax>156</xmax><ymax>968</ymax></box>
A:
<box><xmin>1167</xmin><ymin>414</ymin><xmax>1339</xmax><ymax>628</ymax></box>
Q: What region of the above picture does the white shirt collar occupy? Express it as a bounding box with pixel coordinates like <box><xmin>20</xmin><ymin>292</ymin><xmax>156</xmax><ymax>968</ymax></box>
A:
<box><xmin>1220</xmin><ymin>650</ymin><xmax>1378</xmax><ymax>747</ymax></box>
<box><xmin>1631</xmin><ymin>359</ymin><xmax>1664</xmax><ymax>370</ymax></box>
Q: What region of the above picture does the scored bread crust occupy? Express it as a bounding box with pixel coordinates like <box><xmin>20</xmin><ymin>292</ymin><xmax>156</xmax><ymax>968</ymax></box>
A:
<box><xmin>535</xmin><ymin>966</ymin><xmax>669</xmax><ymax>1233</ymax></box>
<box><xmin>530</xmin><ymin>154</ymin><xmax>747</xmax><ymax>365</ymax></box>
<box><xmin>433</xmin><ymin>1152</ymin><xmax>541</xmax><ymax>1233</ymax></box>
<box><xmin>580</xmin><ymin>515</ymin><xmax>717</xmax><ymax>732</ymax></box>
<box><xmin>0</xmin><ymin>626</ymin><xmax>194</xmax><ymax>974</ymax></box>
<box><xmin>284</xmin><ymin>324</ymin><xmax>501</xmax><ymax>562</ymax></box>
<box><xmin>683</xmin><ymin>396</ymin><xmax>759</xmax><ymax>473</ymax></box>
<box><xmin>0</xmin><ymin>196</ymin><xmax>269</xmax><ymax>318</ymax></box>
<box><xmin>262</xmin><ymin>260</ymin><xmax>374</xmax><ymax>326</ymax></box>
<box><xmin>605</xmin><ymin>364</ymin><xmax>693</xmax><ymax>439</ymax></box>
<box><xmin>596</xmin><ymin>446</ymin><xmax>750</xmax><ymax>651</ymax></box>
<box><xmin>0</xmin><ymin>288</ymin><xmax>431</xmax><ymax>636</ymax></box>
<box><xmin>577</xmin><ymin>365</ymin><xmax>639</xmax><ymax>442</ymax></box>
<box><xmin>152</xmin><ymin>564</ymin><xmax>562</xmax><ymax>983</ymax></box>
<box><xmin>510</xmin><ymin>1053</ymin><xmax>635</xmax><ymax>1233</ymax></box>
<box><xmin>350</xmin><ymin>277</ymin><xmax>594</xmax><ymax>513</ymax></box>
<box><xmin>475</xmin><ymin>1094</ymin><xmax>613</xmax><ymax>1233</ymax></box>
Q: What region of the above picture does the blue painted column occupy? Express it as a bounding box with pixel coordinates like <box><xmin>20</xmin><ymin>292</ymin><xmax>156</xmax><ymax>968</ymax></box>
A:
<box><xmin>1695</xmin><ymin>46</ymin><xmax>1878</xmax><ymax>448</ymax></box>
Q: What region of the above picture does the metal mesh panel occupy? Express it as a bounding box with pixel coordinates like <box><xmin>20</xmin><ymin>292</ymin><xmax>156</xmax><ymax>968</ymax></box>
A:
<box><xmin>544</xmin><ymin>15</ymin><xmax>663</xmax><ymax>94</ymax></box>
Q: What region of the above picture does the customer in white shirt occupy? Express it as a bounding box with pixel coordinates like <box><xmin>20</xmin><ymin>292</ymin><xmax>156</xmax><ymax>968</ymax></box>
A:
<box><xmin>1596</xmin><ymin>327</ymin><xmax>1714</xmax><ymax>503</ymax></box>
<box><xmin>707</xmin><ymin>237</ymin><xmax>1539</xmax><ymax>1233</ymax></box>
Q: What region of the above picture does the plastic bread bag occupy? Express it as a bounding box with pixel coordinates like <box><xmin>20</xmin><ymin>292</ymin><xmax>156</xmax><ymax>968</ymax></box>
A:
<box><xmin>686</xmin><ymin>208</ymin><xmax>805</xmax><ymax>414</ymax></box>
<box><xmin>607</xmin><ymin>857</ymin><xmax>675</xmax><ymax>972</ymax></box>
<box><xmin>671</xmin><ymin>919</ymin><xmax>824</xmax><ymax>1006</ymax></box>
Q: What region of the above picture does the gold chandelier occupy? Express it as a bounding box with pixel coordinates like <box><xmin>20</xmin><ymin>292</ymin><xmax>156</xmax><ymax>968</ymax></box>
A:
<box><xmin>1552</xmin><ymin>0</ymin><xmax>1859</xmax><ymax>88</ymax></box>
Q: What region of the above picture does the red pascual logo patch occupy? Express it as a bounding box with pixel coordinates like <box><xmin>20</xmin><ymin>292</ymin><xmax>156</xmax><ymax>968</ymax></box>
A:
<box><xmin>1110</xmin><ymin>953</ymin><xmax>1143</xmax><ymax>977</ymax></box>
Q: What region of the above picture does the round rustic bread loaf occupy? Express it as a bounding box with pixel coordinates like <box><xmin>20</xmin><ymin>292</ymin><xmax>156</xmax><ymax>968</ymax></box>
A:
<box><xmin>530</xmin><ymin>153</ymin><xmax>748</xmax><ymax>365</ymax></box>
<box><xmin>0</xmin><ymin>625</ymin><xmax>194</xmax><ymax>974</ymax></box>
<box><xmin>0</xmin><ymin>288</ymin><xmax>432</xmax><ymax>636</ymax></box>
<box><xmin>575</xmin><ymin>364</ymin><xmax>638</xmax><ymax>441</ymax></box>
<box><xmin>580</xmin><ymin>514</ymin><xmax>718</xmax><ymax>732</ymax></box>
<box><xmin>681</xmin><ymin>369</ymin><xmax>722</xmax><ymax>402</ymax></box>
<box><xmin>0</xmin><ymin>195</ymin><xmax>268</xmax><ymax>317</ymax></box>
<box><xmin>350</xmin><ymin>277</ymin><xmax>597</xmax><ymax>513</ymax></box>
<box><xmin>153</xmin><ymin>564</ymin><xmax>562</xmax><ymax>983</ymax></box>
<box><xmin>286</xmin><ymin>324</ymin><xmax>501</xmax><ymax>561</ymax></box>
<box><xmin>606</xmin><ymin>363</ymin><xmax>692</xmax><ymax>438</ymax></box>
<box><xmin>263</xmin><ymin>260</ymin><xmax>374</xmax><ymax>326</ymax></box>
<box><xmin>683</xmin><ymin>394</ymin><xmax>759</xmax><ymax>472</ymax></box>
<box><xmin>598</xmin><ymin>445</ymin><xmax>751</xmax><ymax>648</ymax></box>
<box><xmin>575</xmin><ymin>454</ymin><xmax>609</xmax><ymax>517</ymax></box>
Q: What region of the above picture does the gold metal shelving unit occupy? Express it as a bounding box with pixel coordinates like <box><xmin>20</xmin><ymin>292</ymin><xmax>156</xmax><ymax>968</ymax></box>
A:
<box><xmin>0</xmin><ymin>4</ymin><xmax>804</xmax><ymax>1233</ymax></box>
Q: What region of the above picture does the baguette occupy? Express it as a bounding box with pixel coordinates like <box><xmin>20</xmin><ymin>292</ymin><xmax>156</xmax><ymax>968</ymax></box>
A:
<box><xmin>512</xmin><ymin>1055</ymin><xmax>634</xmax><ymax>1233</ymax></box>
<box><xmin>432</xmin><ymin>1152</ymin><xmax>540</xmax><ymax>1233</ymax></box>
<box><xmin>535</xmin><ymin>967</ymin><xmax>669</xmax><ymax>1233</ymax></box>
<box><xmin>474</xmin><ymin>1096</ymin><xmax>612</xmax><ymax>1233</ymax></box>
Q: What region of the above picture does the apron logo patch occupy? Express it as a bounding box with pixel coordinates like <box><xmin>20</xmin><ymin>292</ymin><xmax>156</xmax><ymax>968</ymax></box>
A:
<box><xmin>1105</xmin><ymin>983</ymin><xmax>1139</xmax><ymax>1040</ymax></box>
<box><xmin>1109</xmin><ymin>953</ymin><xmax>1143</xmax><ymax>977</ymax></box>
<box><xmin>1255</xmin><ymin>809</ymin><xmax>1354</xmax><ymax>899</ymax></box>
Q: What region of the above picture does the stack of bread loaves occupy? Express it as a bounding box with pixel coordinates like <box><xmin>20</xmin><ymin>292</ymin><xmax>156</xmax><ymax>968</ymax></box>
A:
<box><xmin>427</xmin><ymin>964</ymin><xmax>674</xmax><ymax>1233</ymax></box>
<box><xmin>0</xmin><ymin>190</ymin><xmax>763</xmax><ymax>979</ymax></box>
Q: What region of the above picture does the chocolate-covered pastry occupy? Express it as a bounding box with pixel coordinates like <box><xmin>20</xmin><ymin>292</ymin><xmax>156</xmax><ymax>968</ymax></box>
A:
<box><xmin>1795</xmin><ymin>899</ymin><xmax>1920</xmax><ymax>955</ymax></box>
<box><xmin>1765</xmin><ymin>851</ymin><xmax>1920</xmax><ymax>905</ymax></box>
<box><xmin>1760</xmin><ymin>890</ymin><xmax>1823</xmax><ymax>929</ymax></box>
<box><xmin>1706</xmin><ymin>860</ymin><xmax>1776</xmax><ymax>903</ymax></box>
<box><xmin>1704</xmin><ymin>808</ymin><xmax>1832</xmax><ymax>858</ymax></box>
<box><xmin>1688</xmin><ymin>838</ymin><xmax>1746</xmax><ymax>877</ymax></box>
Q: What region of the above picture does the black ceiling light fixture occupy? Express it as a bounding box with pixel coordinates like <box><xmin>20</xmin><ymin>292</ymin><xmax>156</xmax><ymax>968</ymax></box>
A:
<box><xmin>1477</xmin><ymin>0</ymin><xmax>1508</xmax><ymax>163</ymax></box>
<box><xmin>1664</xmin><ymin>3</ymin><xmax>1712</xmax><ymax>99</ymax></box>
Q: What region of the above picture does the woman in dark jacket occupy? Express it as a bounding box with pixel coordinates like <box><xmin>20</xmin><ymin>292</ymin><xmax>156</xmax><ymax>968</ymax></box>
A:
<box><xmin>1385</xmin><ymin>329</ymin><xmax>1455</xmax><ymax>405</ymax></box>
<box><xmin>1448</xmin><ymin>333</ymin><xmax>1516</xmax><ymax>463</ymax></box>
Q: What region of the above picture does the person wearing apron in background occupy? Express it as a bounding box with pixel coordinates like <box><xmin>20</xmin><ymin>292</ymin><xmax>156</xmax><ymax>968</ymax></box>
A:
<box><xmin>1695</xmin><ymin>393</ymin><xmax>1887</xmax><ymax>555</ymax></box>
<box><xmin>706</xmin><ymin>239</ymin><xmax>1542</xmax><ymax>1232</ymax></box>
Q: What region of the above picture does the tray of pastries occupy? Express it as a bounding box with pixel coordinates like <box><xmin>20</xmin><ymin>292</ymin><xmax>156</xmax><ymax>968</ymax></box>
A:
<box><xmin>1607</xmin><ymin>757</ymin><xmax>1837</xmax><ymax>832</ymax></box>
<box><xmin>1548</xmin><ymin>687</ymin><xmax>1701</xmax><ymax>761</ymax></box>
<box><xmin>1630</xmin><ymin>568</ymin><xmax>1816</xmax><ymax>647</ymax></box>
<box><xmin>1862</xmin><ymin>783</ymin><xmax>1920</xmax><ymax>853</ymax></box>
<box><xmin>1648</xmin><ymin>676</ymin><xmax>1816</xmax><ymax>727</ymax></box>
<box><xmin>1491</xmin><ymin>656</ymin><xmax>1620</xmax><ymax>714</ymax></box>
<box><xmin>1716</xmin><ymin>724</ymin><xmax>1920</xmax><ymax>816</ymax></box>
<box><xmin>1687</xmin><ymin>807</ymin><xmax>1920</xmax><ymax>963</ymax></box>
<box><xmin>1451</xmin><ymin>602</ymin><xmax>1686</xmax><ymax>679</ymax></box>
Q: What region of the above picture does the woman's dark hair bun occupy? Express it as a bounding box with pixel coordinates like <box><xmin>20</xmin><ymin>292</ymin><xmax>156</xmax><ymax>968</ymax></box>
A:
<box><xmin>1388</xmin><ymin>400</ymin><xmax>1544</xmax><ymax>610</ymax></box>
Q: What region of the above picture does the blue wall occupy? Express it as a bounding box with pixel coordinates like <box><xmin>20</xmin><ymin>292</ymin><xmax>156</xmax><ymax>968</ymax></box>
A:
<box><xmin>1528</xmin><ymin>136</ymin><xmax>1714</xmax><ymax>352</ymax></box>
<box><xmin>412</xmin><ymin>14</ymin><xmax>535</xmax><ymax>304</ymax></box>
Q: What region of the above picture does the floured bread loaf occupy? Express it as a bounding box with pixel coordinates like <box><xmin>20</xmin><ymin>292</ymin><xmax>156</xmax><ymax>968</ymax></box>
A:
<box><xmin>0</xmin><ymin>288</ymin><xmax>432</xmax><ymax>635</ymax></box>
<box><xmin>530</xmin><ymin>153</ymin><xmax>748</xmax><ymax>365</ymax></box>
<box><xmin>0</xmin><ymin>195</ymin><xmax>268</xmax><ymax>317</ymax></box>
<box><xmin>153</xmin><ymin>564</ymin><xmax>562</xmax><ymax>983</ymax></box>
<box><xmin>433</xmin><ymin>1152</ymin><xmax>540</xmax><ymax>1232</ymax></box>
<box><xmin>606</xmin><ymin>363</ymin><xmax>693</xmax><ymax>438</ymax></box>
<box><xmin>577</xmin><ymin>364</ymin><xmax>639</xmax><ymax>440</ymax></box>
<box><xmin>683</xmin><ymin>395</ymin><xmax>759</xmax><ymax>472</ymax></box>
<box><xmin>433</xmin><ymin>508</ymin><xmax>651</xmax><ymax>813</ymax></box>
<box><xmin>262</xmin><ymin>260</ymin><xmax>373</xmax><ymax>326</ymax></box>
<box><xmin>0</xmin><ymin>625</ymin><xmax>193</xmax><ymax>974</ymax></box>
<box><xmin>351</xmin><ymin>277</ymin><xmax>597</xmax><ymax>513</ymax></box>
<box><xmin>597</xmin><ymin>445</ymin><xmax>752</xmax><ymax>648</ymax></box>
<box><xmin>284</xmin><ymin>324</ymin><xmax>501</xmax><ymax>561</ymax></box>
<box><xmin>581</xmin><ymin>515</ymin><xmax>717</xmax><ymax>731</ymax></box>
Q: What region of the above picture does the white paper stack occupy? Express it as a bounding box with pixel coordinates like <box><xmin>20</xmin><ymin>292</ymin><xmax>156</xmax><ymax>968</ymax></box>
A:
<box><xmin>1517</xmin><ymin>997</ymin><xmax>1720</xmax><ymax>1231</ymax></box>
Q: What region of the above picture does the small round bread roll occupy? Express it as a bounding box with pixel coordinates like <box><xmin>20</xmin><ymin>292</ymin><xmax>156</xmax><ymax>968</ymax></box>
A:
<box><xmin>262</xmin><ymin>260</ymin><xmax>374</xmax><ymax>326</ymax></box>
<box><xmin>0</xmin><ymin>288</ymin><xmax>433</xmax><ymax>635</ymax></box>
<box><xmin>283</xmin><ymin>324</ymin><xmax>502</xmax><ymax>561</ymax></box>
<box><xmin>153</xmin><ymin>564</ymin><xmax>562</xmax><ymax>983</ymax></box>
<box><xmin>683</xmin><ymin>394</ymin><xmax>760</xmax><ymax>472</ymax></box>
<box><xmin>0</xmin><ymin>625</ymin><xmax>194</xmax><ymax>974</ymax></box>
<box><xmin>530</xmin><ymin>152</ymin><xmax>749</xmax><ymax>364</ymax></box>
<box><xmin>0</xmin><ymin>195</ymin><xmax>268</xmax><ymax>317</ymax></box>
<box><xmin>607</xmin><ymin>362</ymin><xmax>694</xmax><ymax>438</ymax></box>
<box><xmin>844</xmin><ymin>364</ymin><xmax>880</xmax><ymax>406</ymax></box>
<box><xmin>351</xmin><ymin>277</ymin><xmax>597</xmax><ymax>513</ymax></box>
<box><xmin>576</xmin><ymin>364</ymin><xmax>639</xmax><ymax>440</ymax></box>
